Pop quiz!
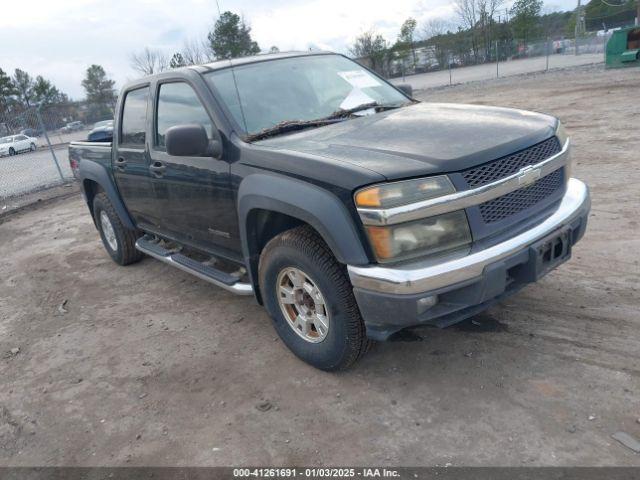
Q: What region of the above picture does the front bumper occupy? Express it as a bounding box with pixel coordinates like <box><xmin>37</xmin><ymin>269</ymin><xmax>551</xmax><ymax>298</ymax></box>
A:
<box><xmin>348</xmin><ymin>178</ymin><xmax>591</xmax><ymax>340</ymax></box>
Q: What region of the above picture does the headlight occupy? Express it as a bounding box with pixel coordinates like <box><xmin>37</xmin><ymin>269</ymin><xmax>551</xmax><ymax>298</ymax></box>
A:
<box><xmin>365</xmin><ymin>210</ymin><xmax>471</xmax><ymax>263</ymax></box>
<box><xmin>355</xmin><ymin>176</ymin><xmax>455</xmax><ymax>208</ymax></box>
<box><xmin>355</xmin><ymin>176</ymin><xmax>471</xmax><ymax>262</ymax></box>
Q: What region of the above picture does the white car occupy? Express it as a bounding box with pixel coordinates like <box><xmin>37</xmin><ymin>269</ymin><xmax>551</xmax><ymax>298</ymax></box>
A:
<box><xmin>61</xmin><ymin>121</ymin><xmax>83</xmax><ymax>133</ymax></box>
<box><xmin>0</xmin><ymin>134</ymin><xmax>38</xmax><ymax>156</ymax></box>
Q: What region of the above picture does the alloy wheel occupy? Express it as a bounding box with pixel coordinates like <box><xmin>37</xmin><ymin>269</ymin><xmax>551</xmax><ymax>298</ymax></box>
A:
<box><xmin>99</xmin><ymin>210</ymin><xmax>118</xmax><ymax>251</ymax></box>
<box><xmin>276</xmin><ymin>267</ymin><xmax>330</xmax><ymax>343</ymax></box>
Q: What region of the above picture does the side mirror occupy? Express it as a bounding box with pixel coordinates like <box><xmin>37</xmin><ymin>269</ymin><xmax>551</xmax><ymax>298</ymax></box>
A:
<box><xmin>165</xmin><ymin>124</ymin><xmax>223</xmax><ymax>158</ymax></box>
<box><xmin>397</xmin><ymin>83</ymin><xmax>413</xmax><ymax>98</ymax></box>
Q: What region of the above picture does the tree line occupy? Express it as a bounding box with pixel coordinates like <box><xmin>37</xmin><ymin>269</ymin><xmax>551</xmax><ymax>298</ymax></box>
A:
<box><xmin>2</xmin><ymin>9</ymin><xmax>268</xmax><ymax>130</ymax></box>
<box><xmin>0</xmin><ymin>64</ymin><xmax>118</xmax><ymax>128</ymax></box>
<box><xmin>349</xmin><ymin>0</ymin><xmax>598</xmax><ymax>76</ymax></box>
<box><xmin>0</xmin><ymin>68</ymin><xmax>68</xmax><ymax>113</ymax></box>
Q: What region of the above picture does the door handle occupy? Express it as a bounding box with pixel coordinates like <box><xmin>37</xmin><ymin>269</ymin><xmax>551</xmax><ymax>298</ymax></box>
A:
<box><xmin>115</xmin><ymin>157</ymin><xmax>127</xmax><ymax>171</ymax></box>
<box><xmin>149</xmin><ymin>161</ymin><xmax>166</xmax><ymax>176</ymax></box>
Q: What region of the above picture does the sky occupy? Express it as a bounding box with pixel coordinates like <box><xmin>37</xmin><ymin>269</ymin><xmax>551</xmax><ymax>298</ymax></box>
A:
<box><xmin>1</xmin><ymin>0</ymin><xmax>577</xmax><ymax>99</ymax></box>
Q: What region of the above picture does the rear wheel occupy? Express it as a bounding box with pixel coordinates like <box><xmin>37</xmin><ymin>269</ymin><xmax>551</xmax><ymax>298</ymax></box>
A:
<box><xmin>30</xmin><ymin>143</ymin><xmax>36</xmax><ymax>151</ymax></box>
<box><xmin>259</xmin><ymin>225</ymin><xmax>371</xmax><ymax>371</ymax></box>
<box><xmin>93</xmin><ymin>192</ymin><xmax>143</xmax><ymax>266</ymax></box>
<box><xmin>8</xmin><ymin>147</ymin><xmax>15</xmax><ymax>156</ymax></box>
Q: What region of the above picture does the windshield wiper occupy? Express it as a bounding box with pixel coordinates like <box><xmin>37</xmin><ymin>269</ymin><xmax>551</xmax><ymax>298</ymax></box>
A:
<box><xmin>245</xmin><ymin>102</ymin><xmax>410</xmax><ymax>142</ymax></box>
<box><xmin>244</xmin><ymin>118</ymin><xmax>346</xmax><ymax>142</ymax></box>
<box><xmin>326</xmin><ymin>101</ymin><xmax>401</xmax><ymax>119</ymax></box>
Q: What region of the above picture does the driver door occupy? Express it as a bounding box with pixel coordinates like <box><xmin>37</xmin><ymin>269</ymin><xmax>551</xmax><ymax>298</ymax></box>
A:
<box><xmin>149</xmin><ymin>80</ymin><xmax>239</xmax><ymax>259</ymax></box>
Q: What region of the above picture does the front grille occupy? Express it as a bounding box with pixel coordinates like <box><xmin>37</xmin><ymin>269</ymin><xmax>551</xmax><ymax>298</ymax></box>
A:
<box><xmin>462</xmin><ymin>136</ymin><xmax>562</xmax><ymax>187</ymax></box>
<box><xmin>479</xmin><ymin>169</ymin><xmax>564</xmax><ymax>223</ymax></box>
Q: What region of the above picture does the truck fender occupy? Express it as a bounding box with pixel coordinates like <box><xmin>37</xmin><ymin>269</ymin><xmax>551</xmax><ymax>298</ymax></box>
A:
<box><xmin>79</xmin><ymin>160</ymin><xmax>136</xmax><ymax>230</ymax></box>
<box><xmin>237</xmin><ymin>174</ymin><xmax>370</xmax><ymax>298</ymax></box>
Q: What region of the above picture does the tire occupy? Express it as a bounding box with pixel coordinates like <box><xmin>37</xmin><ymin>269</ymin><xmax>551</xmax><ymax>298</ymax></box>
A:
<box><xmin>30</xmin><ymin>143</ymin><xmax>36</xmax><ymax>151</ymax></box>
<box><xmin>259</xmin><ymin>225</ymin><xmax>372</xmax><ymax>371</ymax></box>
<box><xmin>93</xmin><ymin>192</ymin><xmax>143</xmax><ymax>266</ymax></box>
<box><xmin>8</xmin><ymin>147</ymin><xmax>15</xmax><ymax>156</ymax></box>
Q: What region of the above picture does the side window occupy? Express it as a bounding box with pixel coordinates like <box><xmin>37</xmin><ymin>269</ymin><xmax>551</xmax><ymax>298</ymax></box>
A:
<box><xmin>120</xmin><ymin>87</ymin><xmax>149</xmax><ymax>146</ymax></box>
<box><xmin>156</xmin><ymin>82</ymin><xmax>213</xmax><ymax>148</ymax></box>
<box><xmin>16</xmin><ymin>135</ymin><xmax>27</xmax><ymax>141</ymax></box>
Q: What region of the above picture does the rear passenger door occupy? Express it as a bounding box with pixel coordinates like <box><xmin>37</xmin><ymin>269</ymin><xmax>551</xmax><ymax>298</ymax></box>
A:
<box><xmin>149</xmin><ymin>80</ymin><xmax>239</xmax><ymax>260</ymax></box>
<box><xmin>113</xmin><ymin>86</ymin><xmax>159</xmax><ymax>230</ymax></box>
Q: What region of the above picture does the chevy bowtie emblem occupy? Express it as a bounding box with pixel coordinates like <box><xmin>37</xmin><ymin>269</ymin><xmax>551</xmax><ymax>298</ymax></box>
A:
<box><xmin>517</xmin><ymin>165</ymin><xmax>541</xmax><ymax>186</ymax></box>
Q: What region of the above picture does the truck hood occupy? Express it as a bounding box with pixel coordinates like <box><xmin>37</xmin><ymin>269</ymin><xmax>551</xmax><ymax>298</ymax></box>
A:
<box><xmin>258</xmin><ymin>102</ymin><xmax>558</xmax><ymax>180</ymax></box>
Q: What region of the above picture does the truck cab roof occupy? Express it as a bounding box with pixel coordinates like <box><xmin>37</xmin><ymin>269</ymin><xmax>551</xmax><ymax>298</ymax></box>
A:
<box><xmin>124</xmin><ymin>51</ymin><xmax>334</xmax><ymax>90</ymax></box>
<box><xmin>194</xmin><ymin>50</ymin><xmax>334</xmax><ymax>72</ymax></box>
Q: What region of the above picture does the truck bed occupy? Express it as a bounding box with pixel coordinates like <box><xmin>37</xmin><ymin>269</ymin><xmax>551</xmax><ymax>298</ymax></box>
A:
<box><xmin>68</xmin><ymin>141</ymin><xmax>112</xmax><ymax>178</ymax></box>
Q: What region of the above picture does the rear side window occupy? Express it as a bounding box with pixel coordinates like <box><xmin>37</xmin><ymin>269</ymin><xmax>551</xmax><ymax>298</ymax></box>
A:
<box><xmin>156</xmin><ymin>82</ymin><xmax>213</xmax><ymax>147</ymax></box>
<box><xmin>120</xmin><ymin>87</ymin><xmax>149</xmax><ymax>146</ymax></box>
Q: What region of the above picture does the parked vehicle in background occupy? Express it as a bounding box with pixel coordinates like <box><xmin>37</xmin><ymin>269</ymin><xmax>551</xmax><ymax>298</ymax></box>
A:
<box><xmin>69</xmin><ymin>51</ymin><xmax>590</xmax><ymax>370</ymax></box>
<box><xmin>20</xmin><ymin>127</ymin><xmax>43</xmax><ymax>137</ymax></box>
<box><xmin>0</xmin><ymin>134</ymin><xmax>37</xmax><ymax>156</ymax></box>
<box><xmin>92</xmin><ymin>119</ymin><xmax>113</xmax><ymax>130</ymax></box>
<box><xmin>87</xmin><ymin>119</ymin><xmax>114</xmax><ymax>142</ymax></box>
<box><xmin>61</xmin><ymin>121</ymin><xmax>84</xmax><ymax>133</ymax></box>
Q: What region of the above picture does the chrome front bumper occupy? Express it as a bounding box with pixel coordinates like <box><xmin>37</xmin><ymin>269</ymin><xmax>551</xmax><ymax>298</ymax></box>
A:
<box><xmin>348</xmin><ymin>178</ymin><xmax>590</xmax><ymax>296</ymax></box>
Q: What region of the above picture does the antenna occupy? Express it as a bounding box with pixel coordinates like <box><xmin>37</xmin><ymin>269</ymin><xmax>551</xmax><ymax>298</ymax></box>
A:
<box><xmin>230</xmin><ymin>62</ymin><xmax>249</xmax><ymax>133</ymax></box>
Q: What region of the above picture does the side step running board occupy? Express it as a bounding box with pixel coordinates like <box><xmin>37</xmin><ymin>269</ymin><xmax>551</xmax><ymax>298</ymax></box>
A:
<box><xmin>135</xmin><ymin>236</ymin><xmax>253</xmax><ymax>296</ymax></box>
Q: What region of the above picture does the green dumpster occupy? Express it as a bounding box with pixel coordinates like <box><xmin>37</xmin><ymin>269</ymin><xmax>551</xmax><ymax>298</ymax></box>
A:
<box><xmin>606</xmin><ymin>27</ymin><xmax>640</xmax><ymax>68</ymax></box>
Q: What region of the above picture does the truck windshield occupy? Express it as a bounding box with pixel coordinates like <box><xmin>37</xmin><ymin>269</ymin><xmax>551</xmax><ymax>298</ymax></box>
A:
<box><xmin>203</xmin><ymin>54</ymin><xmax>408</xmax><ymax>137</ymax></box>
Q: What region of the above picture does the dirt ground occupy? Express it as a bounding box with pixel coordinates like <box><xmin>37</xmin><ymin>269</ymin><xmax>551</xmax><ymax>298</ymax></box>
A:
<box><xmin>0</xmin><ymin>64</ymin><xmax>639</xmax><ymax>467</ymax></box>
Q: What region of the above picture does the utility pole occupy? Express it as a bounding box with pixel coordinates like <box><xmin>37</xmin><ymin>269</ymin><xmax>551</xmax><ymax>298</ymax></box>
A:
<box><xmin>574</xmin><ymin>0</ymin><xmax>585</xmax><ymax>55</ymax></box>
<box><xmin>496</xmin><ymin>40</ymin><xmax>499</xmax><ymax>78</ymax></box>
<box><xmin>546</xmin><ymin>36</ymin><xmax>550</xmax><ymax>71</ymax></box>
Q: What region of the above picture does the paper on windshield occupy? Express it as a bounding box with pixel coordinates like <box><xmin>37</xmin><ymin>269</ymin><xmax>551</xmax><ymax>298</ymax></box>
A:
<box><xmin>339</xmin><ymin>88</ymin><xmax>375</xmax><ymax>112</ymax></box>
<box><xmin>338</xmin><ymin>70</ymin><xmax>381</xmax><ymax>89</ymax></box>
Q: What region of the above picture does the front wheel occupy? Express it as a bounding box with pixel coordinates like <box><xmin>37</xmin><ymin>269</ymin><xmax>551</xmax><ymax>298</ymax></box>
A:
<box><xmin>8</xmin><ymin>147</ymin><xmax>15</xmax><ymax>156</ymax></box>
<box><xmin>30</xmin><ymin>143</ymin><xmax>36</xmax><ymax>151</ymax></box>
<box><xmin>259</xmin><ymin>226</ymin><xmax>371</xmax><ymax>371</ymax></box>
<box><xmin>93</xmin><ymin>192</ymin><xmax>143</xmax><ymax>266</ymax></box>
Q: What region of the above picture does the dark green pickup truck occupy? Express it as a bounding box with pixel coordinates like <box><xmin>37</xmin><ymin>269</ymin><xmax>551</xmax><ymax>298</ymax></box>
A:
<box><xmin>69</xmin><ymin>51</ymin><xmax>590</xmax><ymax>370</ymax></box>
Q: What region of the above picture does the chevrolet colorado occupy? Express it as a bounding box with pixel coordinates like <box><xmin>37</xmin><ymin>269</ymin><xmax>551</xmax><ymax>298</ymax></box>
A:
<box><xmin>69</xmin><ymin>51</ymin><xmax>590</xmax><ymax>370</ymax></box>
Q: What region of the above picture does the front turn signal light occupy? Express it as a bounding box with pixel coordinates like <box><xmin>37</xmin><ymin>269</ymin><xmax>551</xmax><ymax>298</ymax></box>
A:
<box><xmin>355</xmin><ymin>176</ymin><xmax>455</xmax><ymax>209</ymax></box>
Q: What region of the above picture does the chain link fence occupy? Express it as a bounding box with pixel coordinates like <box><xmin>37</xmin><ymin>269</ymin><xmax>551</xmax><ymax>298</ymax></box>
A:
<box><xmin>0</xmin><ymin>104</ymin><xmax>97</xmax><ymax>205</ymax></box>
<box><xmin>358</xmin><ymin>31</ymin><xmax>614</xmax><ymax>90</ymax></box>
